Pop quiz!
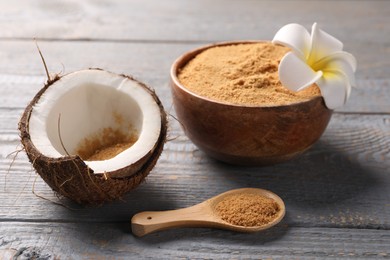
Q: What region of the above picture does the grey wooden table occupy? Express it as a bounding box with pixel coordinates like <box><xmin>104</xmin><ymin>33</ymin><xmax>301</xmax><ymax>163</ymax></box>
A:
<box><xmin>1</xmin><ymin>0</ymin><xmax>390</xmax><ymax>259</ymax></box>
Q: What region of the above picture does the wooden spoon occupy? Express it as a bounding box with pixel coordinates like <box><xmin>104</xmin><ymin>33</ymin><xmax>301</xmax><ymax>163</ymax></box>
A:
<box><xmin>131</xmin><ymin>188</ymin><xmax>285</xmax><ymax>237</ymax></box>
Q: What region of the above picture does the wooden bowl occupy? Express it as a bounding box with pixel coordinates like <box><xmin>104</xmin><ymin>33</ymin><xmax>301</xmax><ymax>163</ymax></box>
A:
<box><xmin>170</xmin><ymin>41</ymin><xmax>333</xmax><ymax>165</ymax></box>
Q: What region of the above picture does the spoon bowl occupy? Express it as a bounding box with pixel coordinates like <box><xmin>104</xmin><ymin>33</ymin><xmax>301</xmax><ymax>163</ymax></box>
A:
<box><xmin>131</xmin><ymin>188</ymin><xmax>285</xmax><ymax>237</ymax></box>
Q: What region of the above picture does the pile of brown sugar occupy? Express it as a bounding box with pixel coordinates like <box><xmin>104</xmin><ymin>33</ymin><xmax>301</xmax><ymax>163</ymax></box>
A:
<box><xmin>178</xmin><ymin>42</ymin><xmax>321</xmax><ymax>106</ymax></box>
<box><xmin>215</xmin><ymin>193</ymin><xmax>280</xmax><ymax>227</ymax></box>
<box><xmin>76</xmin><ymin>127</ymin><xmax>138</xmax><ymax>161</ymax></box>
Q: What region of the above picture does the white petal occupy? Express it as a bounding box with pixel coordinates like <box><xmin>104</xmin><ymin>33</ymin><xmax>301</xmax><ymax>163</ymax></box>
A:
<box><xmin>308</xmin><ymin>23</ymin><xmax>344</xmax><ymax>64</ymax></box>
<box><xmin>272</xmin><ymin>23</ymin><xmax>311</xmax><ymax>59</ymax></box>
<box><xmin>314</xmin><ymin>51</ymin><xmax>357</xmax><ymax>87</ymax></box>
<box><xmin>279</xmin><ymin>52</ymin><xmax>323</xmax><ymax>92</ymax></box>
<box><xmin>317</xmin><ymin>71</ymin><xmax>350</xmax><ymax>109</ymax></box>
<box><xmin>346</xmin><ymin>76</ymin><xmax>352</xmax><ymax>100</ymax></box>
<box><xmin>329</xmin><ymin>70</ymin><xmax>353</xmax><ymax>101</ymax></box>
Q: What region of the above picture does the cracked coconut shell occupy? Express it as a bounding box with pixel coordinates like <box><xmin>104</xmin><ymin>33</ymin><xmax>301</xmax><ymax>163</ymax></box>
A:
<box><xmin>19</xmin><ymin>69</ymin><xmax>167</xmax><ymax>205</ymax></box>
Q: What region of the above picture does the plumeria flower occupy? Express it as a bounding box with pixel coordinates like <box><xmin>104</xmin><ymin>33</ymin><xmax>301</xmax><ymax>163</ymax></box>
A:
<box><xmin>272</xmin><ymin>23</ymin><xmax>357</xmax><ymax>109</ymax></box>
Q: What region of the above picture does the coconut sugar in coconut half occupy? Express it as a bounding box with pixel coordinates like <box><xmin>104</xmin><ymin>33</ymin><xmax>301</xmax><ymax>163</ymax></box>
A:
<box><xmin>19</xmin><ymin>69</ymin><xmax>167</xmax><ymax>205</ymax></box>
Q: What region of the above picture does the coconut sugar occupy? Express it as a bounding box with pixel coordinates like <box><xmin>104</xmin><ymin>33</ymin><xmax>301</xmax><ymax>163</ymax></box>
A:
<box><xmin>215</xmin><ymin>193</ymin><xmax>280</xmax><ymax>227</ymax></box>
<box><xmin>76</xmin><ymin>127</ymin><xmax>138</xmax><ymax>161</ymax></box>
<box><xmin>178</xmin><ymin>42</ymin><xmax>321</xmax><ymax>106</ymax></box>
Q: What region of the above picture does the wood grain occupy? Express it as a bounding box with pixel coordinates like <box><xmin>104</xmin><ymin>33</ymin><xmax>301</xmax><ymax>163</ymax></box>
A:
<box><xmin>0</xmin><ymin>0</ymin><xmax>388</xmax><ymax>44</ymax></box>
<box><xmin>0</xmin><ymin>222</ymin><xmax>389</xmax><ymax>259</ymax></box>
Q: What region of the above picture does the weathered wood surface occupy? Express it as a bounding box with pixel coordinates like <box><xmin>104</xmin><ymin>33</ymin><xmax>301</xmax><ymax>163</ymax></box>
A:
<box><xmin>0</xmin><ymin>0</ymin><xmax>388</xmax><ymax>45</ymax></box>
<box><xmin>1</xmin><ymin>223</ymin><xmax>389</xmax><ymax>259</ymax></box>
<box><xmin>1</xmin><ymin>0</ymin><xmax>390</xmax><ymax>259</ymax></box>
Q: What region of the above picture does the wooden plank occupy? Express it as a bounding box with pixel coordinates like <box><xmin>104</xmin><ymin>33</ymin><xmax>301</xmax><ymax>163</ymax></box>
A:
<box><xmin>0</xmin><ymin>41</ymin><xmax>389</xmax><ymax>113</ymax></box>
<box><xmin>0</xmin><ymin>222</ymin><xmax>389</xmax><ymax>259</ymax></box>
<box><xmin>1</xmin><ymin>112</ymin><xmax>389</xmax><ymax>230</ymax></box>
<box><xmin>1</xmin><ymin>75</ymin><xmax>389</xmax><ymax>114</ymax></box>
<box><xmin>0</xmin><ymin>41</ymin><xmax>193</xmax><ymax>81</ymax></box>
<box><xmin>0</xmin><ymin>0</ymin><xmax>388</xmax><ymax>44</ymax></box>
<box><xmin>0</xmin><ymin>39</ymin><xmax>388</xmax><ymax>81</ymax></box>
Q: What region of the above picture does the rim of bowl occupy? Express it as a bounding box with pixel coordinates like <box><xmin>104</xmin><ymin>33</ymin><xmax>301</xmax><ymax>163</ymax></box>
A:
<box><xmin>170</xmin><ymin>40</ymin><xmax>326</xmax><ymax>109</ymax></box>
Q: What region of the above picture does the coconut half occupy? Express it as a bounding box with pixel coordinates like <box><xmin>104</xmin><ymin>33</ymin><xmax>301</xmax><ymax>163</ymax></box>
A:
<box><xmin>19</xmin><ymin>69</ymin><xmax>167</xmax><ymax>204</ymax></box>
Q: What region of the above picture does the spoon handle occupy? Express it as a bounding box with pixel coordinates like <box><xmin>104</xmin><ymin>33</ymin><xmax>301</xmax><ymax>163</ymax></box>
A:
<box><xmin>131</xmin><ymin>203</ymin><xmax>216</xmax><ymax>237</ymax></box>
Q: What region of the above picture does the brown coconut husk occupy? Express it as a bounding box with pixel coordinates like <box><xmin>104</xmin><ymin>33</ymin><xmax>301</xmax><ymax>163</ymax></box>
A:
<box><xmin>18</xmin><ymin>69</ymin><xmax>167</xmax><ymax>205</ymax></box>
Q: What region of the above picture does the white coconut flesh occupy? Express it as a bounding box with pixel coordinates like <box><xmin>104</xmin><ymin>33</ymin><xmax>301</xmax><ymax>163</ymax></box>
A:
<box><xmin>28</xmin><ymin>70</ymin><xmax>162</xmax><ymax>174</ymax></box>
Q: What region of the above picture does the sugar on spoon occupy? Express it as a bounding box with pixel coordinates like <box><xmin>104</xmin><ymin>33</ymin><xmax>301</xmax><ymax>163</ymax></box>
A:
<box><xmin>131</xmin><ymin>188</ymin><xmax>285</xmax><ymax>237</ymax></box>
